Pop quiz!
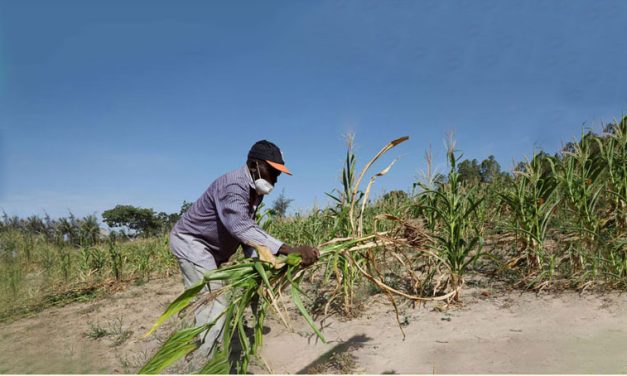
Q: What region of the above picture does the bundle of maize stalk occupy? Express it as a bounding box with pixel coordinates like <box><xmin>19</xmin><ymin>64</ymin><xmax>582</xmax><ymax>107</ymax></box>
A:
<box><xmin>140</xmin><ymin>235</ymin><xmax>390</xmax><ymax>374</ymax></box>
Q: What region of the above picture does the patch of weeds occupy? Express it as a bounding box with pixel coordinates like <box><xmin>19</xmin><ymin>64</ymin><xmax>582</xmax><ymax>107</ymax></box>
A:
<box><xmin>109</xmin><ymin>317</ymin><xmax>133</xmax><ymax>346</ymax></box>
<box><xmin>85</xmin><ymin>321</ymin><xmax>109</xmax><ymax>339</ymax></box>
<box><xmin>0</xmin><ymin>286</ymin><xmax>102</xmax><ymax>323</ymax></box>
<box><xmin>84</xmin><ymin>317</ymin><xmax>133</xmax><ymax>346</ymax></box>
<box><xmin>112</xmin><ymin>327</ymin><xmax>133</xmax><ymax>346</ymax></box>
<box><xmin>41</xmin><ymin>286</ymin><xmax>100</xmax><ymax>307</ymax></box>
<box><xmin>311</xmin><ymin>351</ymin><xmax>359</xmax><ymax>374</ymax></box>
<box><xmin>304</xmin><ymin>344</ymin><xmax>363</xmax><ymax>374</ymax></box>
<box><xmin>0</xmin><ymin>306</ymin><xmax>38</xmax><ymax>323</ymax></box>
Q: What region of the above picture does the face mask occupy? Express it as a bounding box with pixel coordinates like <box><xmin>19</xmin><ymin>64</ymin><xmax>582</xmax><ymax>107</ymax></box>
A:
<box><xmin>253</xmin><ymin>162</ymin><xmax>274</xmax><ymax>195</ymax></box>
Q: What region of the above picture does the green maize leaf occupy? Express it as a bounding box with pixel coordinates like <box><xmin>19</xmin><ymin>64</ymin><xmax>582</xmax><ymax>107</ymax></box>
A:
<box><xmin>140</xmin><ymin>324</ymin><xmax>207</xmax><ymax>374</ymax></box>
<box><xmin>286</xmin><ymin>252</ymin><xmax>302</xmax><ymax>266</ymax></box>
<box><xmin>324</xmin><ymin>191</ymin><xmax>342</xmax><ymax>204</ymax></box>
<box><xmin>463</xmin><ymin>197</ymin><xmax>485</xmax><ymax>219</ymax></box>
<box><xmin>236</xmin><ymin>318</ymin><xmax>251</xmax><ymax>372</ymax></box>
<box><xmin>252</xmin><ymin>300</ymin><xmax>269</xmax><ymax>355</ymax></box>
<box><xmin>221</xmin><ymin>304</ymin><xmax>236</xmax><ymax>351</ymax></box>
<box><xmin>419</xmin><ymin>204</ymin><xmax>448</xmax><ymax>225</ymax></box>
<box><xmin>144</xmin><ymin>281</ymin><xmax>205</xmax><ymax>337</ymax></box>
<box><xmin>253</xmin><ymin>262</ymin><xmax>273</xmax><ymax>291</ymax></box>
<box><xmin>322</xmin><ymin>238</ymin><xmax>365</xmax><ymax>252</ymax></box>
<box><xmin>198</xmin><ymin>348</ymin><xmax>230</xmax><ymax>374</ymax></box>
<box><xmin>540</xmin><ymin>202</ymin><xmax>559</xmax><ymax>228</ymax></box>
<box><xmin>462</xmin><ymin>250</ymin><xmax>487</xmax><ymax>271</ymax></box>
<box><xmin>287</xmin><ymin>269</ymin><xmax>326</xmax><ymax>343</ymax></box>
<box><xmin>231</xmin><ymin>289</ymin><xmax>255</xmax><ymax>340</ymax></box>
<box><xmin>233</xmin><ymin>276</ymin><xmax>257</xmax><ymax>289</ymax></box>
<box><xmin>204</xmin><ymin>265</ymin><xmax>255</xmax><ymax>282</ymax></box>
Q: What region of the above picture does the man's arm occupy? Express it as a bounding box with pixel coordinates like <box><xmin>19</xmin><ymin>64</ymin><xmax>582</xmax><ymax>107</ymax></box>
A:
<box><xmin>215</xmin><ymin>182</ymin><xmax>320</xmax><ymax>266</ymax></box>
<box><xmin>215</xmin><ymin>183</ymin><xmax>283</xmax><ymax>255</ymax></box>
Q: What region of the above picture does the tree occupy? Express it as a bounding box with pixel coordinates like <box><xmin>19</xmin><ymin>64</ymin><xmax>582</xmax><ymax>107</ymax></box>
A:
<box><xmin>56</xmin><ymin>213</ymin><xmax>80</xmax><ymax>244</ymax></box>
<box><xmin>156</xmin><ymin>211</ymin><xmax>179</xmax><ymax>233</ymax></box>
<box><xmin>382</xmin><ymin>190</ymin><xmax>408</xmax><ymax>202</ymax></box>
<box><xmin>79</xmin><ymin>215</ymin><xmax>101</xmax><ymax>246</ymax></box>
<box><xmin>179</xmin><ymin>200</ymin><xmax>193</xmax><ymax>216</ymax></box>
<box><xmin>102</xmin><ymin>205</ymin><xmax>160</xmax><ymax>237</ymax></box>
<box><xmin>480</xmin><ymin>155</ymin><xmax>502</xmax><ymax>183</ymax></box>
<box><xmin>271</xmin><ymin>190</ymin><xmax>293</xmax><ymax>218</ymax></box>
<box><xmin>25</xmin><ymin>215</ymin><xmax>46</xmax><ymax>234</ymax></box>
<box><xmin>457</xmin><ymin>158</ymin><xmax>481</xmax><ymax>184</ymax></box>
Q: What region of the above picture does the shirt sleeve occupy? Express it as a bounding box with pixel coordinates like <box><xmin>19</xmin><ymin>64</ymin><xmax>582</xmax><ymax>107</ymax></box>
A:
<box><xmin>214</xmin><ymin>182</ymin><xmax>283</xmax><ymax>255</ymax></box>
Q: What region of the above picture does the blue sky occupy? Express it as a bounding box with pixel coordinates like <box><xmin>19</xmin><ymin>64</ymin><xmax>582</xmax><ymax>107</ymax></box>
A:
<box><xmin>1</xmin><ymin>0</ymin><xmax>626</xmax><ymax>219</ymax></box>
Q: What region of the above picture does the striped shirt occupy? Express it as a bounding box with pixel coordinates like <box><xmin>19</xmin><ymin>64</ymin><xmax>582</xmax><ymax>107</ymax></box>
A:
<box><xmin>171</xmin><ymin>164</ymin><xmax>283</xmax><ymax>268</ymax></box>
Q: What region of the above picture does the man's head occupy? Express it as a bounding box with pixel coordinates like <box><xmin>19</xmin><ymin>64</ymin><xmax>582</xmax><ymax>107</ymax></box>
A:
<box><xmin>247</xmin><ymin>140</ymin><xmax>291</xmax><ymax>192</ymax></box>
<box><xmin>247</xmin><ymin>140</ymin><xmax>291</xmax><ymax>176</ymax></box>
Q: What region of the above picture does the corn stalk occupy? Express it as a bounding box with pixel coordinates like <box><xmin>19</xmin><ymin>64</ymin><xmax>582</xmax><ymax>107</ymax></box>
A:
<box><xmin>416</xmin><ymin>137</ymin><xmax>484</xmax><ymax>299</ymax></box>
<box><xmin>499</xmin><ymin>152</ymin><xmax>558</xmax><ymax>272</ymax></box>
<box><xmin>321</xmin><ymin>135</ymin><xmax>408</xmax><ymax>315</ymax></box>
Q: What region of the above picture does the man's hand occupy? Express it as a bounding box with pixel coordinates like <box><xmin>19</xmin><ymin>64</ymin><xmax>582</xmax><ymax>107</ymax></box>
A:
<box><xmin>279</xmin><ymin>244</ymin><xmax>320</xmax><ymax>267</ymax></box>
<box><xmin>294</xmin><ymin>245</ymin><xmax>320</xmax><ymax>267</ymax></box>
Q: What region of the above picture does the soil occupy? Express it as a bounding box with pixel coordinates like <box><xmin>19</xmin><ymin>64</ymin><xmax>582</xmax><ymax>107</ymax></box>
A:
<box><xmin>0</xmin><ymin>275</ymin><xmax>625</xmax><ymax>374</ymax></box>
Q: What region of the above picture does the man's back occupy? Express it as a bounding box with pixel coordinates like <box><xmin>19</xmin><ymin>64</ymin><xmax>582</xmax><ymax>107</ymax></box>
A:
<box><xmin>172</xmin><ymin>164</ymin><xmax>282</xmax><ymax>267</ymax></box>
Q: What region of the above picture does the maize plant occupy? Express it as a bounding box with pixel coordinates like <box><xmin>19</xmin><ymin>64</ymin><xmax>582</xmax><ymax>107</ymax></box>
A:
<box><xmin>595</xmin><ymin>117</ymin><xmax>627</xmax><ymax>281</ymax></box>
<box><xmin>325</xmin><ymin>132</ymin><xmax>362</xmax><ymax>238</ymax></box>
<box><xmin>321</xmin><ymin>134</ymin><xmax>408</xmax><ymax>315</ymax></box>
<box><xmin>597</xmin><ymin>117</ymin><xmax>627</xmax><ymax>232</ymax></box>
<box><xmin>412</xmin><ymin>146</ymin><xmax>442</xmax><ymax>232</ymax></box>
<box><xmin>416</xmin><ymin>137</ymin><xmax>484</xmax><ymax>299</ymax></box>
<box><xmin>499</xmin><ymin>152</ymin><xmax>558</xmax><ymax>273</ymax></box>
<box><xmin>550</xmin><ymin>132</ymin><xmax>606</xmax><ymax>277</ymax></box>
<box><xmin>553</xmin><ymin>133</ymin><xmax>606</xmax><ymax>238</ymax></box>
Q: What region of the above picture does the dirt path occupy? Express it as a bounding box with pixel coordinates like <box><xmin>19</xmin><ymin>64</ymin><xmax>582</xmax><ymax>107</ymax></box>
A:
<box><xmin>0</xmin><ymin>276</ymin><xmax>625</xmax><ymax>374</ymax></box>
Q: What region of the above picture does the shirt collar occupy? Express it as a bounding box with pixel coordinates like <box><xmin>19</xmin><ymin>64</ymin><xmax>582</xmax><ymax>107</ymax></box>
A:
<box><xmin>242</xmin><ymin>164</ymin><xmax>256</xmax><ymax>189</ymax></box>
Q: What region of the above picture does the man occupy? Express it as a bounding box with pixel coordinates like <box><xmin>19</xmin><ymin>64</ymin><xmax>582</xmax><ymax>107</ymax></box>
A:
<box><xmin>169</xmin><ymin>140</ymin><xmax>320</xmax><ymax>359</ymax></box>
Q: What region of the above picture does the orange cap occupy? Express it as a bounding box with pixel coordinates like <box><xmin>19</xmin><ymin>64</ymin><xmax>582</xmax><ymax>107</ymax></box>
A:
<box><xmin>266</xmin><ymin>160</ymin><xmax>292</xmax><ymax>175</ymax></box>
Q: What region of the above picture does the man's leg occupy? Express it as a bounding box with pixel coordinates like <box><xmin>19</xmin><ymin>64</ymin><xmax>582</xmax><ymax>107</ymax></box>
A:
<box><xmin>170</xmin><ymin>231</ymin><xmax>227</xmax><ymax>359</ymax></box>
<box><xmin>177</xmin><ymin>258</ymin><xmax>227</xmax><ymax>356</ymax></box>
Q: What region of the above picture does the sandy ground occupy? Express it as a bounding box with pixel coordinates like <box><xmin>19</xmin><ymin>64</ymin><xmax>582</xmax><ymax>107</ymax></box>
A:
<box><xmin>0</xmin><ymin>275</ymin><xmax>625</xmax><ymax>374</ymax></box>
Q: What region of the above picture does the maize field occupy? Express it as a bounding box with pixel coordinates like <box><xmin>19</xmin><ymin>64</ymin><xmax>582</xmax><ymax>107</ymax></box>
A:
<box><xmin>0</xmin><ymin>117</ymin><xmax>625</xmax><ymax>373</ymax></box>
